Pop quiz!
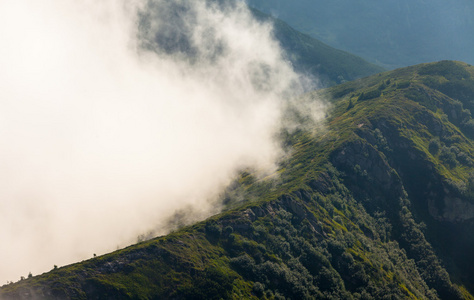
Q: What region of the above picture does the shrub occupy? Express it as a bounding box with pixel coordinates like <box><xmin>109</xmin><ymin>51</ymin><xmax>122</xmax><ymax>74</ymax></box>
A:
<box><xmin>397</xmin><ymin>81</ymin><xmax>411</xmax><ymax>89</ymax></box>
<box><xmin>252</xmin><ymin>282</ymin><xmax>265</xmax><ymax>297</ymax></box>
<box><xmin>223</xmin><ymin>226</ymin><xmax>234</xmax><ymax>237</ymax></box>
<box><xmin>428</xmin><ymin>138</ymin><xmax>441</xmax><ymax>154</ymax></box>
<box><xmin>178</xmin><ymin>267</ymin><xmax>234</xmax><ymax>300</ymax></box>
<box><xmin>205</xmin><ymin>222</ymin><xmax>222</xmax><ymax>238</ymax></box>
<box><xmin>461</xmin><ymin>119</ymin><xmax>474</xmax><ymax>137</ymax></box>
<box><xmin>439</xmin><ymin>146</ymin><xmax>458</xmax><ymax>167</ymax></box>
<box><xmin>358</xmin><ymin>89</ymin><xmax>382</xmax><ymax>101</ymax></box>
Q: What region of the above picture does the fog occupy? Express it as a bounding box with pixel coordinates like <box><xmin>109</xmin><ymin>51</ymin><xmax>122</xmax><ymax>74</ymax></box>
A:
<box><xmin>0</xmin><ymin>0</ymin><xmax>324</xmax><ymax>283</ymax></box>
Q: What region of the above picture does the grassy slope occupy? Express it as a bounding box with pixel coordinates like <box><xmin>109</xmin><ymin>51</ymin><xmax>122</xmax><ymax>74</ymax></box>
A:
<box><xmin>2</xmin><ymin>61</ymin><xmax>474</xmax><ymax>299</ymax></box>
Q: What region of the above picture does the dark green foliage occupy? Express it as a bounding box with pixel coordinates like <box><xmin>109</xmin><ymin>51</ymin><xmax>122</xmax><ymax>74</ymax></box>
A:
<box><xmin>358</xmin><ymin>89</ymin><xmax>382</xmax><ymax>101</ymax></box>
<box><xmin>205</xmin><ymin>222</ymin><xmax>222</xmax><ymax>238</ymax></box>
<box><xmin>397</xmin><ymin>80</ymin><xmax>411</xmax><ymax>89</ymax></box>
<box><xmin>332</xmin><ymin>86</ymin><xmax>356</xmax><ymax>99</ymax></box>
<box><xmin>428</xmin><ymin>138</ymin><xmax>441</xmax><ymax>154</ymax></box>
<box><xmin>465</xmin><ymin>172</ymin><xmax>474</xmax><ymax>201</ymax></box>
<box><xmin>177</xmin><ymin>267</ymin><xmax>234</xmax><ymax>300</ymax></box>
<box><xmin>404</xmin><ymin>87</ymin><xmax>432</xmax><ymax>106</ymax></box>
<box><xmin>438</xmin><ymin>80</ymin><xmax>474</xmax><ymax>109</ymax></box>
<box><xmin>439</xmin><ymin>146</ymin><xmax>458</xmax><ymax>168</ymax></box>
<box><xmin>346</xmin><ymin>98</ymin><xmax>354</xmax><ymax>111</ymax></box>
<box><xmin>419</xmin><ymin>61</ymin><xmax>471</xmax><ymax>80</ymax></box>
<box><xmin>461</xmin><ymin>119</ymin><xmax>474</xmax><ymax>137</ymax></box>
<box><xmin>251</xmin><ymin>281</ymin><xmax>264</xmax><ymax>297</ymax></box>
<box><xmin>373</xmin><ymin>128</ymin><xmax>390</xmax><ymax>152</ymax></box>
<box><xmin>456</xmin><ymin>151</ymin><xmax>473</xmax><ymax>166</ymax></box>
<box><xmin>420</xmin><ymin>62</ymin><xmax>474</xmax><ymax>115</ymax></box>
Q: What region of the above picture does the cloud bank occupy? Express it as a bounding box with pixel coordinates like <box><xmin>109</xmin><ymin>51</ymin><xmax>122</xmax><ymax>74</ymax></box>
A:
<box><xmin>0</xmin><ymin>0</ymin><xmax>323</xmax><ymax>283</ymax></box>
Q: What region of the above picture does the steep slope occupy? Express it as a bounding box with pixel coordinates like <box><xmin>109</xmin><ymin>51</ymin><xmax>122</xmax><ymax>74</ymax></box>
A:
<box><xmin>2</xmin><ymin>61</ymin><xmax>474</xmax><ymax>299</ymax></box>
<box><xmin>247</xmin><ymin>0</ymin><xmax>474</xmax><ymax>69</ymax></box>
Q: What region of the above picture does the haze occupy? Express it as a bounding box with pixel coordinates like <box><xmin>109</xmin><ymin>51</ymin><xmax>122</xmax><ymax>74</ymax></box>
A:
<box><xmin>0</xmin><ymin>0</ymin><xmax>322</xmax><ymax>283</ymax></box>
<box><xmin>247</xmin><ymin>0</ymin><xmax>474</xmax><ymax>69</ymax></box>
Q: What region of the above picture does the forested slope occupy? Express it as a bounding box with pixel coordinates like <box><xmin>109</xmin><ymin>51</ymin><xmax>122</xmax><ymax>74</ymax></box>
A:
<box><xmin>2</xmin><ymin>61</ymin><xmax>474</xmax><ymax>299</ymax></box>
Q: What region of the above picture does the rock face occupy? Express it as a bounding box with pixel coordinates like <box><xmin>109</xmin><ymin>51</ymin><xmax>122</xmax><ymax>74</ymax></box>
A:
<box><xmin>332</xmin><ymin>140</ymin><xmax>397</xmax><ymax>191</ymax></box>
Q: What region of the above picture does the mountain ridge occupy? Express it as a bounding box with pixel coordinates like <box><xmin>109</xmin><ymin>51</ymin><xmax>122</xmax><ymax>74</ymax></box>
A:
<box><xmin>2</xmin><ymin>61</ymin><xmax>474</xmax><ymax>299</ymax></box>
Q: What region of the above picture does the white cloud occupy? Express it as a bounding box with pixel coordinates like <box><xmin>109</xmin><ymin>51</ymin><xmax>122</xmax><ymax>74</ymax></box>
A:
<box><xmin>0</xmin><ymin>0</ymin><xmax>324</xmax><ymax>284</ymax></box>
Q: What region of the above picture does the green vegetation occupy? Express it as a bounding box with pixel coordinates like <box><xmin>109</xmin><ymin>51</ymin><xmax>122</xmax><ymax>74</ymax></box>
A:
<box><xmin>2</xmin><ymin>61</ymin><xmax>474</xmax><ymax>299</ymax></box>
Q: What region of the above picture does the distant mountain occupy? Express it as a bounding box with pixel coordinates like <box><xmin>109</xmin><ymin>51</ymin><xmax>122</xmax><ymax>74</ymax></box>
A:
<box><xmin>139</xmin><ymin>2</ymin><xmax>384</xmax><ymax>87</ymax></box>
<box><xmin>247</xmin><ymin>0</ymin><xmax>474</xmax><ymax>69</ymax></box>
<box><xmin>3</xmin><ymin>61</ymin><xmax>474</xmax><ymax>299</ymax></box>
<box><xmin>250</xmin><ymin>8</ymin><xmax>385</xmax><ymax>86</ymax></box>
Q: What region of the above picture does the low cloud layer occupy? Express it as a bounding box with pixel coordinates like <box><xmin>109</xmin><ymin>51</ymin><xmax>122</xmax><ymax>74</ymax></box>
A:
<box><xmin>0</xmin><ymin>0</ymin><xmax>324</xmax><ymax>283</ymax></box>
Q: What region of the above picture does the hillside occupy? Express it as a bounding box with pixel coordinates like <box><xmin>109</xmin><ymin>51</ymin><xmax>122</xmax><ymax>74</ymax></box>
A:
<box><xmin>247</xmin><ymin>0</ymin><xmax>474</xmax><ymax>69</ymax></box>
<box><xmin>2</xmin><ymin>61</ymin><xmax>474</xmax><ymax>299</ymax></box>
<box><xmin>249</xmin><ymin>9</ymin><xmax>385</xmax><ymax>86</ymax></box>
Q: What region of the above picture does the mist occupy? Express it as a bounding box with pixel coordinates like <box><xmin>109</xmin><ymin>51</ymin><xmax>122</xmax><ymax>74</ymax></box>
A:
<box><xmin>0</xmin><ymin>0</ymin><xmax>324</xmax><ymax>284</ymax></box>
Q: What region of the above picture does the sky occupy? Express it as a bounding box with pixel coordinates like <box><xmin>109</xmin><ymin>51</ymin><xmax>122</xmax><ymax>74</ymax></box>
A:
<box><xmin>0</xmin><ymin>0</ymin><xmax>324</xmax><ymax>284</ymax></box>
